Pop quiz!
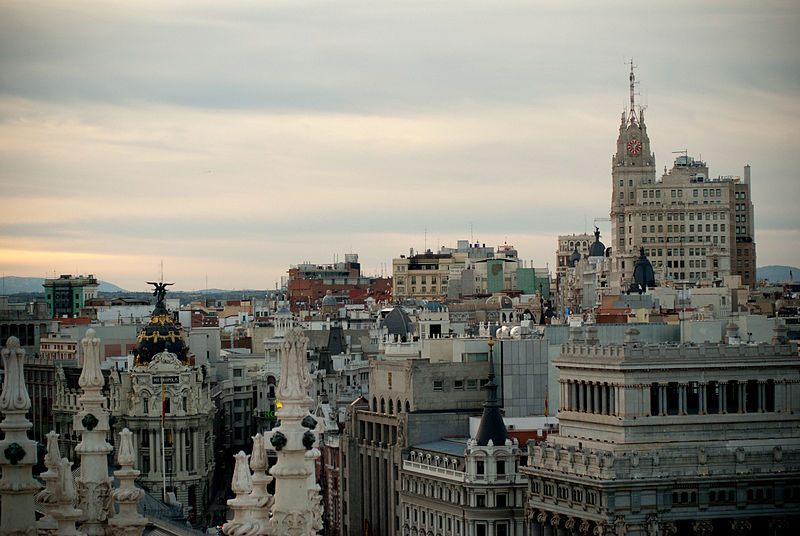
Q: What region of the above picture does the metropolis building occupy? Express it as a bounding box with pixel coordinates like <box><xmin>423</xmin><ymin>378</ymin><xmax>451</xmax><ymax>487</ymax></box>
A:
<box><xmin>108</xmin><ymin>284</ymin><xmax>216</xmax><ymax>523</ymax></box>
<box><xmin>609</xmin><ymin>67</ymin><xmax>756</xmax><ymax>292</ymax></box>
<box><xmin>522</xmin><ymin>323</ymin><xmax>800</xmax><ymax>535</ymax></box>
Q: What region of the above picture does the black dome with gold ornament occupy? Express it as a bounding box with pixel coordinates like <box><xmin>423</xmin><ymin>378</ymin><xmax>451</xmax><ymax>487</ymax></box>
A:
<box><xmin>133</xmin><ymin>282</ymin><xmax>188</xmax><ymax>366</ymax></box>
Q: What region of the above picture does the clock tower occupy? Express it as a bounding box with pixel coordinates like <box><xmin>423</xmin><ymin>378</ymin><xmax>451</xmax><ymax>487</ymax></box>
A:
<box><xmin>610</xmin><ymin>62</ymin><xmax>655</xmax><ymax>290</ymax></box>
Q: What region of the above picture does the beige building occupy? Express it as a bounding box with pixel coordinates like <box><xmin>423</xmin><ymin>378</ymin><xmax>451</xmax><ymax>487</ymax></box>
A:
<box><xmin>609</xmin><ymin>68</ymin><xmax>756</xmax><ymax>292</ymax></box>
<box><xmin>393</xmin><ymin>250</ymin><xmax>460</xmax><ymax>302</ymax></box>
<box><xmin>523</xmin><ymin>323</ymin><xmax>800</xmax><ymax>534</ymax></box>
<box><xmin>555</xmin><ymin>233</ymin><xmax>593</xmax><ymax>277</ymax></box>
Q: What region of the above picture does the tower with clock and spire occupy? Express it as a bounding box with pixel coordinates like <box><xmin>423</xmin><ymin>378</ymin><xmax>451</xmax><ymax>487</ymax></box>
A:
<box><xmin>609</xmin><ymin>61</ymin><xmax>656</xmax><ymax>292</ymax></box>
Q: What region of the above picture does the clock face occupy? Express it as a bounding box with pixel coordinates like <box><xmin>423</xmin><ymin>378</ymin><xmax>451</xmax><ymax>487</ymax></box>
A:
<box><xmin>627</xmin><ymin>139</ymin><xmax>642</xmax><ymax>155</ymax></box>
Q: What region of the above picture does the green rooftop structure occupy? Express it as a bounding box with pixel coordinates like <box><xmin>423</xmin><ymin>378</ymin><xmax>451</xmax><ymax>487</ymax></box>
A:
<box><xmin>43</xmin><ymin>274</ymin><xmax>98</xmax><ymax>318</ymax></box>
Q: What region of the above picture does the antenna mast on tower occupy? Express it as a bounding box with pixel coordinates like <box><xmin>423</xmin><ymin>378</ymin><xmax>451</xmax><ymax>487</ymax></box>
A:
<box><xmin>628</xmin><ymin>58</ymin><xmax>638</xmax><ymax>123</ymax></box>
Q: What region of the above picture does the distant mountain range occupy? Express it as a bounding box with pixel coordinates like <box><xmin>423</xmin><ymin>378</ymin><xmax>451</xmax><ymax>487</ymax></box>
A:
<box><xmin>0</xmin><ymin>276</ymin><xmax>126</xmax><ymax>294</ymax></box>
<box><xmin>756</xmin><ymin>265</ymin><xmax>799</xmax><ymax>283</ymax></box>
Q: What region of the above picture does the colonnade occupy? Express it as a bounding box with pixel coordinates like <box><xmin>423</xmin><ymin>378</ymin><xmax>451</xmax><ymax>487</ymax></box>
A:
<box><xmin>650</xmin><ymin>380</ymin><xmax>777</xmax><ymax>416</ymax></box>
<box><xmin>141</xmin><ymin>426</ymin><xmax>202</xmax><ymax>475</ymax></box>
<box><xmin>559</xmin><ymin>380</ymin><xmax>621</xmax><ymax>416</ymax></box>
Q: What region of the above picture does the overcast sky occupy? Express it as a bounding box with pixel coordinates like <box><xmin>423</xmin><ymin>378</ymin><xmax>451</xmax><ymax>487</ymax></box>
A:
<box><xmin>1</xmin><ymin>0</ymin><xmax>798</xmax><ymax>291</ymax></box>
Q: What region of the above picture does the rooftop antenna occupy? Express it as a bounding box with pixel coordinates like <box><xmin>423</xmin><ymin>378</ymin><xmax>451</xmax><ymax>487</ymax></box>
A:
<box><xmin>628</xmin><ymin>58</ymin><xmax>640</xmax><ymax>124</ymax></box>
<box><xmin>470</xmin><ymin>222</ymin><xmax>474</xmax><ymax>244</ymax></box>
<box><xmin>424</xmin><ymin>227</ymin><xmax>427</xmax><ymax>252</ymax></box>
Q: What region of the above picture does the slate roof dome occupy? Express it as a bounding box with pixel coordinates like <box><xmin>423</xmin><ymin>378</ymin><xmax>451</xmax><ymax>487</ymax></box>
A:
<box><xmin>382</xmin><ymin>306</ymin><xmax>414</xmax><ymax>337</ymax></box>
<box><xmin>321</xmin><ymin>291</ymin><xmax>337</xmax><ymax>306</ymax></box>
<box><xmin>632</xmin><ymin>247</ymin><xmax>656</xmax><ymax>292</ymax></box>
<box><xmin>589</xmin><ymin>227</ymin><xmax>605</xmax><ymax>257</ymax></box>
<box><xmin>133</xmin><ymin>282</ymin><xmax>188</xmax><ymax>366</ymax></box>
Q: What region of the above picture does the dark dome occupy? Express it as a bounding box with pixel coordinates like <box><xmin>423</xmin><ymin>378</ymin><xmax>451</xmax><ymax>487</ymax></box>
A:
<box><xmin>133</xmin><ymin>283</ymin><xmax>188</xmax><ymax>366</ymax></box>
<box><xmin>589</xmin><ymin>227</ymin><xmax>605</xmax><ymax>257</ymax></box>
<box><xmin>632</xmin><ymin>247</ymin><xmax>656</xmax><ymax>292</ymax></box>
<box><xmin>321</xmin><ymin>292</ymin><xmax>336</xmax><ymax>306</ymax></box>
<box><xmin>568</xmin><ymin>247</ymin><xmax>582</xmax><ymax>267</ymax></box>
<box><xmin>382</xmin><ymin>306</ymin><xmax>414</xmax><ymax>337</ymax></box>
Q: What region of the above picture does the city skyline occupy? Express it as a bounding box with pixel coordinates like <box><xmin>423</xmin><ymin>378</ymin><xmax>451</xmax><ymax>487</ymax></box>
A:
<box><xmin>1</xmin><ymin>1</ymin><xmax>798</xmax><ymax>291</ymax></box>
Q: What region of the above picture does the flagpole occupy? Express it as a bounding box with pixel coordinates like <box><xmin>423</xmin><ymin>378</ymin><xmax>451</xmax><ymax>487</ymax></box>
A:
<box><xmin>162</xmin><ymin>383</ymin><xmax>167</xmax><ymax>503</ymax></box>
<box><xmin>544</xmin><ymin>386</ymin><xmax>549</xmax><ymax>429</ymax></box>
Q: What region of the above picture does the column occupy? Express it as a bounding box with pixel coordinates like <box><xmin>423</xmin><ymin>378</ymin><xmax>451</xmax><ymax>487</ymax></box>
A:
<box><xmin>152</xmin><ymin>429</ymin><xmax>159</xmax><ymax>473</ymax></box>
<box><xmin>699</xmin><ymin>383</ymin><xmax>707</xmax><ymax>414</ymax></box>
<box><xmin>758</xmin><ymin>381</ymin><xmax>766</xmax><ymax>412</ymax></box>
<box><xmin>679</xmin><ymin>383</ymin><xmax>688</xmax><ymax>415</ymax></box>
<box><xmin>594</xmin><ymin>383</ymin><xmax>600</xmax><ymax>414</ymax></box>
<box><xmin>601</xmin><ymin>384</ymin><xmax>608</xmax><ymax>415</ymax></box>
<box><xmin>719</xmin><ymin>381</ymin><xmax>727</xmax><ymax>413</ymax></box>
<box><xmin>178</xmin><ymin>429</ymin><xmax>185</xmax><ymax>473</ymax></box>
<box><xmin>193</xmin><ymin>429</ymin><xmax>200</xmax><ymax>472</ymax></box>
<box><xmin>658</xmin><ymin>385</ymin><xmax>665</xmax><ymax>415</ymax></box>
<box><xmin>738</xmin><ymin>382</ymin><xmax>745</xmax><ymax>413</ymax></box>
<box><xmin>578</xmin><ymin>382</ymin><xmax>584</xmax><ymax>412</ymax></box>
<box><xmin>608</xmin><ymin>384</ymin><xmax>617</xmax><ymax>415</ymax></box>
<box><xmin>569</xmin><ymin>382</ymin><xmax>576</xmax><ymax>411</ymax></box>
<box><xmin>615</xmin><ymin>385</ymin><xmax>622</xmax><ymax>417</ymax></box>
<box><xmin>559</xmin><ymin>381</ymin><xmax>565</xmax><ymax>411</ymax></box>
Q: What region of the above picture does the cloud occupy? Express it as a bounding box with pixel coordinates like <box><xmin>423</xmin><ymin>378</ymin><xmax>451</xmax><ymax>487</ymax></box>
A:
<box><xmin>0</xmin><ymin>0</ymin><xmax>799</xmax><ymax>289</ymax></box>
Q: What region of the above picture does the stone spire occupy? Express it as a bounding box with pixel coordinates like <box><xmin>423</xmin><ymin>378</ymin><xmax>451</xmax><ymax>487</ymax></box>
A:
<box><xmin>36</xmin><ymin>430</ymin><xmax>63</xmax><ymax>533</ymax></box>
<box><xmin>0</xmin><ymin>336</ymin><xmax>41</xmax><ymax>535</ymax></box>
<box><xmin>51</xmin><ymin>457</ymin><xmax>84</xmax><ymax>536</ymax></box>
<box><xmin>74</xmin><ymin>329</ymin><xmax>113</xmax><ymax>536</ymax></box>
<box><xmin>248</xmin><ymin>433</ymin><xmax>274</xmax><ymax>533</ymax></box>
<box><xmin>265</xmin><ymin>327</ymin><xmax>321</xmax><ymax>536</ymax></box>
<box><xmin>222</xmin><ymin>451</ymin><xmax>256</xmax><ymax>536</ymax></box>
<box><xmin>109</xmin><ymin>428</ymin><xmax>146</xmax><ymax>536</ymax></box>
<box><xmin>475</xmin><ymin>337</ymin><xmax>509</xmax><ymax>447</ymax></box>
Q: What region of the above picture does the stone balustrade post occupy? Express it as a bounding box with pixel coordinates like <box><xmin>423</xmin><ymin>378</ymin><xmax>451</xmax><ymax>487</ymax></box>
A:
<box><xmin>109</xmin><ymin>428</ymin><xmax>147</xmax><ymax>536</ymax></box>
<box><xmin>36</xmin><ymin>430</ymin><xmax>62</xmax><ymax>533</ymax></box>
<box><xmin>0</xmin><ymin>336</ymin><xmax>40</xmax><ymax>536</ymax></box>
<box><xmin>74</xmin><ymin>329</ymin><xmax>114</xmax><ymax>536</ymax></box>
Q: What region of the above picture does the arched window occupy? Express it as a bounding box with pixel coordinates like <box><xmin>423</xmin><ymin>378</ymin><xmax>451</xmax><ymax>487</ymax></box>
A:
<box><xmin>397</xmin><ymin>399</ymin><xmax>402</xmax><ymax>413</ymax></box>
<box><xmin>389</xmin><ymin>400</ymin><xmax>394</xmax><ymax>414</ymax></box>
<box><xmin>373</xmin><ymin>397</ymin><xmax>378</xmax><ymax>412</ymax></box>
<box><xmin>381</xmin><ymin>398</ymin><xmax>385</xmax><ymax>413</ymax></box>
<box><xmin>405</xmin><ymin>400</ymin><xmax>411</xmax><ymax>412</ymax></box>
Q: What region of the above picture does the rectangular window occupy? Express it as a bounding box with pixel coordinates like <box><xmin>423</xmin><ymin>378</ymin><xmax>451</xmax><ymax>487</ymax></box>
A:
<box><xmin>454</xmin><ymin>380</ymin><xmax>463</xmax><ymax>390</ymax></box>
<box><xmin>467</xmin><ymin>379</ymin><xmax>477</xmax><ymax>390</ymax></box>
<box><xmin>433</xmin><ymin>380</ymin><xmax>443</xmax><ymax>392</ymax></box>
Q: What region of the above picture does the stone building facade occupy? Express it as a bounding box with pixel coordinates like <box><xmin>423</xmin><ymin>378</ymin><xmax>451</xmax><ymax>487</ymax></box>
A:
<box><xmin>609</xmin><ymin>67</ymin><xmax>756</xmax><ymax>291</ymax></box>
<box><xmin>400</xmin><ymin>437</ymin><xmax>527</xmax><ymax>536</ymax></box>
<box><xmin>107</xmin><ymin>283</ymin><xmax>216</xmax><ymax>524</ymax></box>
<box><xmin>108</xmin><ymin>354</ymin><xmax>216</xmax><ymax>522</ymax></box>
<box><xmin>522</xmin><ymin>324</ymin><xmax>800</xmax><ymax>535</ymax></box>
<box><xmin>340</xmin><ymin>358</ymin><xmax>490</xmax><ymax>535</ymax></box>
